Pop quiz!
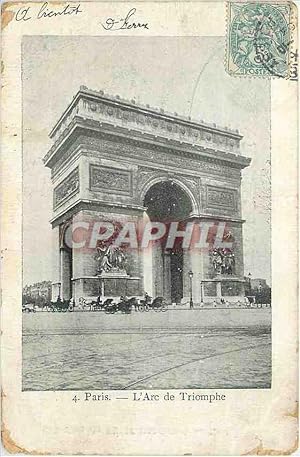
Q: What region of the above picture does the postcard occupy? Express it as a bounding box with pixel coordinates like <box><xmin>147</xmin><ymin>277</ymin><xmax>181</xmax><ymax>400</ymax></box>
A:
<box><xmin>1</xmin><ymin>1</ymin><xmax>298</xmax><ymax>454</ymax></box>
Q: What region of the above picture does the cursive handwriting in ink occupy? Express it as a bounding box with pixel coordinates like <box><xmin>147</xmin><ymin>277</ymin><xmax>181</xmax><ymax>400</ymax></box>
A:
<box><xmin>15</xmin><ymin>2</ymin><xmax>82</xmax><ymax>22</ymax></box>
<box><xmin>37</xmin><ymin>2</ymin><xmax>82</xmax><ymax>19</ymax></box>
<box><xmin>15</xmin><ymin>7</ymin><xmax>32</xmax><ymax>21</ymax></box>
<box><xmin>102</xmin><ymin>8</ymin><xmax>149</xmax><ymax>31</ymax></box>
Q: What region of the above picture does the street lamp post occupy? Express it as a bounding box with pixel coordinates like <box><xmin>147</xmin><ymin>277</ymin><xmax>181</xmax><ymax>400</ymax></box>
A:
<box><xmin>188</xmin><ymin>270</ymin><xmax>194</xmax><ymax>309</ymax></box>
<box><xmin>248</xmin><ymin>272</ymin><xmax>252</xmax><ymax>295</ymax></box>
<box><xmin>200</xmin><ymin>280</ymin><xmax>204</xmax><ymax>305</ymax></box>
<box><xmin>58</xmin><ymin>282</ymin><xmax>61</xmax><ymax>299</ymax></box>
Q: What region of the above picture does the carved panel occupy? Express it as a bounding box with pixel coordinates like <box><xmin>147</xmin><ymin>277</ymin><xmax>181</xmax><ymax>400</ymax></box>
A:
<box><xmin>89</xmin><ymin>164</ymin><xmax>132</xmax><ymax>196</ymax></box>
<box><xmin>178</xmin><ymin>175</ymin><xmax>201</xmax><ymax>205</ymax></box>
<box><xmin>206</xmin><ymin>185</ymin><xmax>237</xmax><ymax>210</ymax></box>
<box><xmin>136</xmin><ymin>167</ymin><xmax>160</xmax><ymax>193</ymax></box>
<box><xmin>54</xmin><ymin>167</ymin><xmax>79</xmax><ymax>209</ymax></box>
<box><xmin>50</xmin><ymin>132</ymin><xmax>242</xmax><ymax>183</ymax></box>
<box><xmin>86</xmin><ymin>136</ymin><xmax>241</xmax><ymax>180</ymax></box>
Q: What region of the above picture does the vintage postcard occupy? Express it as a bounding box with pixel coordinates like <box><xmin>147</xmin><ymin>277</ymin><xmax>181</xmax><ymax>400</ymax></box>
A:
<box><xmin>1</xmin><ymin>0</ymin><xmax>298</xmax><ymax>454</ymax></box>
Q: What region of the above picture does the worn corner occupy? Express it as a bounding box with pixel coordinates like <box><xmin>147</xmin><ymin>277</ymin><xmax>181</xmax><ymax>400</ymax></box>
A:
<box><xmin>1</xmin><ymin>422</ymin><xmax>29</xmax><ymax>454</ymax></box>
<box><xmin>2</xmin><ymin>419</ymin><xmax>53</xmax><ymax>455</ymax></box>
<box><xmin>243</xmin><ymin>435</ymin><xmax>299</xmax><ymax>455</ymax></box>
<box><xmin>1</xmin><ymin>2</ymin><xmax>16</xmax><ymax>30</ymax></box>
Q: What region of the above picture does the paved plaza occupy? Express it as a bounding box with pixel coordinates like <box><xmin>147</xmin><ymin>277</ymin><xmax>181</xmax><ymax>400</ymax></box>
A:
<box><xmin>23</xmin><ymin>309</ymin><xmax>271</xmax><ymax>391</ymax></box>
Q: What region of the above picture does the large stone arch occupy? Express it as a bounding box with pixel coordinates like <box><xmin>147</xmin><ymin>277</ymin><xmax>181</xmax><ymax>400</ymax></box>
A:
<box><xmin>139</xmin><ymin>174</ymin><xmax>199</xmax><ymax>216</ymax></box>
<box><xmin>45</xmin><ymin>87</ymin><xmax>250</xmax><ymax>303</ymax></box>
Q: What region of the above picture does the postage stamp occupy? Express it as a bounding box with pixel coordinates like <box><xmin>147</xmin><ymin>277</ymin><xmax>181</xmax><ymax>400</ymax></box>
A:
<box><xmin>226</xmin><ymin>2</ymin><xmax>297</xmax><ymax>78</ymax></box>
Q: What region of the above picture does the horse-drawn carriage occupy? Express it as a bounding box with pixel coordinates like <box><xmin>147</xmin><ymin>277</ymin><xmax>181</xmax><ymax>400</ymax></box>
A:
<box><xmin>103</xmin><ymin>297</ymin><xmax>137</xmax><ymax>314</ymax></box>
<box><xmin>77</xmin><ymin>294</ymin><xmax>168</xmax><ymax>314</ymax></box>
<box><xmin>42</xmin><ymin>294</ymin><xmax>168</xmax><ymax>314</ymax></box>
<box><xmin>47</xmin><ymin>297</ymin><xmax>74</xmax><ymax>312</ymax></box>
<box><xmin>77</xmin><ymin>296</ymin><xmax>137</xmax><ymax>314</ymax></box>
<box><xmin>77</xmin><ymin>297</ymin><xmax>98</xmax><ymax>311</ymax></box>
<box><xmin>137</xmin><ymin>296</ymin><xmax>167</xmax><ymax>312</ymax></box>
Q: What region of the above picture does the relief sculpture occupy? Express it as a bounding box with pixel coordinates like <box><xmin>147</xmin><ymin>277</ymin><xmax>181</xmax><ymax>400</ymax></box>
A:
<box><xmin>207</xmin><ymin>185</ymin><xmax>236</xmax><ymax>209</ymax></box>
<box><xmin>90</xmin><ymin>164</ymin><xmax>132</xmax><ymax>195</ymax></box>
<box><xmin>54</xmin><ymin>167</ymin><xmax>79</xmax><ymax>208</ymax></box>
<box><xmin>211</xmin><ymin>247</ymin><xmax>235</xmax><ymax>275</ymax></box>
<box><xmin>95</xmin><ymin>242</ymin><xmax>127</xmax><ymax>274</ymax></box>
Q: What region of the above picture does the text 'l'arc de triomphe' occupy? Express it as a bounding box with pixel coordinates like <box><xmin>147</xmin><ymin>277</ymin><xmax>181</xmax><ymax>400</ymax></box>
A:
<box><xmin>44</xmin><ymin>87</ymin><xmax>251</xmax><ymax>304</ymax></box>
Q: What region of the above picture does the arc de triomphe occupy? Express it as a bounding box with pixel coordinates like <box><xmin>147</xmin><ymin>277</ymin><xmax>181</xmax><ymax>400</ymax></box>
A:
<box><xmin>44</xmin><ymin>86</ymin><xmax>251</xmax><ymax>304</ymax></box>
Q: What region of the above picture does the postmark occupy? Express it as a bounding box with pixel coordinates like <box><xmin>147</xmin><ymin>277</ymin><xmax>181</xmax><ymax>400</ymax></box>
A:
<box><xmin>226</xmin><ymin>2</ymin><xmax>297</xmax><ymax>78</ymax></box>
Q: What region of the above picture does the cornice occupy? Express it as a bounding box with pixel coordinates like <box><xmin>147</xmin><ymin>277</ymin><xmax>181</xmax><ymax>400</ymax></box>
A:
<box><xmin>44</xmin><ymin>87</ymin><xmax>250</xmax><ymax>171</ymax></box>
<box><xmin>44</xmin><ymin>116</ymin><xmax>251</xmax><ymax>171</ymax></box>
<box><xmin>51</xmin><ymin>198</ymin><xmax>146</xmax><ymax>227</ymax></box>
<box><xmin>50</xmin><ymin>196</ymin><xmax>245</xmax><ymax>228</ymax></box>
<box><xmin>190</xmin><ymin>214</ymin><xmax>245</xmax><ymax>224</ymax></box>
<box><xmin>49</xmin><ymin>86</ymin><xmax>243</xmax><ymax>141</ymax></box>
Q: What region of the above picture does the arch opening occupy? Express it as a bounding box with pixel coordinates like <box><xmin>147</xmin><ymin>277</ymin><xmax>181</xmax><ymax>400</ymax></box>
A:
<box><xmin>143</xmin><ymin>180</ymin><xmax>193</xmax><ymax>303</ymax></box>
<box><xmin>144</xmin><ymin>180</ymin><xmax>193</xmax><ymax>222</ymax></box>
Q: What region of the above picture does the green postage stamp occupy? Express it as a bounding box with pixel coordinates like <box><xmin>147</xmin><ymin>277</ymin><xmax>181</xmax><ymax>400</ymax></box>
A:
<box><xmin>226</xmin><ymin>2</ymin><xmax>298</xmax><ymax>78</ymax></box>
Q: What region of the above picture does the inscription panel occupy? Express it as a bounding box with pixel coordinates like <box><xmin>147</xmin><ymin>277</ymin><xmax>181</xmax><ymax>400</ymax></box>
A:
<box><xmin>54</xmin><ymin>167</ymin><xmax>79</xmax><ymax>209</ymax></box>
<box><xmin>89</xmin><ymin>164</ymin><xmax>133</xmax><ymax>196</ymax></box>
<box><xmin>206</xmin><ymin>185</ymin><xmax>237</xmax><ymax>211</ymax></box>
<box><xmin>203</xmin><ymin>282</ymin><xmax>217</xmax><ymax>297</ymax></box>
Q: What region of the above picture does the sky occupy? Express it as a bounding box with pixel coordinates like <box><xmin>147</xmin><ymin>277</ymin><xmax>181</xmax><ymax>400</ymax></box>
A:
<box><xmin>22</xmin><ymin>36</ymin><xmax>271</xmax><ymax>286</ymax></box>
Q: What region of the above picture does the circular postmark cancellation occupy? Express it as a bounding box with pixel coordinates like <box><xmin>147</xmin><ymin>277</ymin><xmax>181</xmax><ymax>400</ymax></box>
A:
<box><xmin>227</xmin><ymin>2</ymin><xmax>296</xmax><ymax>78</ymax></box>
